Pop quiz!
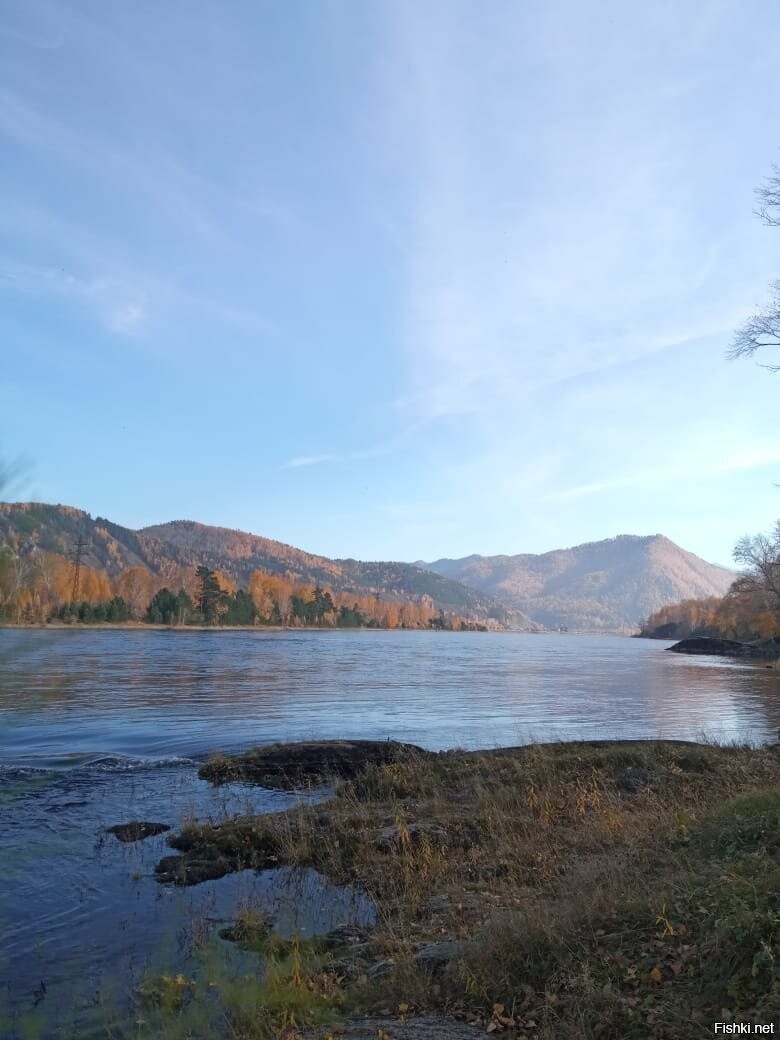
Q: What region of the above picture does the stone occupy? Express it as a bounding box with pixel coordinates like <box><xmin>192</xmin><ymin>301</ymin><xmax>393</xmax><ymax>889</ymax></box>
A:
<box><xmin>107</xmin><ymin>821</ymin><xmax>171</xmax><ymax>843</ymax></box>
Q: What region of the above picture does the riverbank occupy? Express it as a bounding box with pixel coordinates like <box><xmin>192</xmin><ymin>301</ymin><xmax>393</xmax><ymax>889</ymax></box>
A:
<box><xmin>0</xmin><ymin>621</ymin><xmax>494</xmax><ymax>632</ymax></box>
<box><xmin>140</xmin><ymin>738</ymin><xmax>779</xmax><ymax>1039</ymax></box>
<box><xmin>668</xmin><ymin>636</ymin><xmax>780</xmax><ymax>663</ymax></box>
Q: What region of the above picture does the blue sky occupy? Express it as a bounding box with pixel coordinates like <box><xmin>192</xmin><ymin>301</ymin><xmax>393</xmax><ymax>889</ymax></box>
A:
<box><xmin>2</xmin><ymin>0</ymin><xmax>779</xmax><ymax>567</ymax></box>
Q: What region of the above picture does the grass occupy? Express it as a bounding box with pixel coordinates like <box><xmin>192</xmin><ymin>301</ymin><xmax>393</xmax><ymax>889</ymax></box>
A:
<box><xmin>9</xmin><ymin>740</ymin><xmax>768</xmax><ymax>1038</ymax></box>
<box><xmin>150</xmin><ymin>739</ymin><xmax>780</xmax><ymax>1039</ymax></box>
<box><xmin>133</xmin><ymin>933</ymin><xmax>344</xmax><ymax>1040</ymax></box>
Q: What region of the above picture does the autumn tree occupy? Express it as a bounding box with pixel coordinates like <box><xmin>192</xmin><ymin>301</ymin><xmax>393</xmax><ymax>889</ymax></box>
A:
<box><xmin>730</xmin><ymin>162</ymin><xmax>780</xmax><ymax>370</ymax></box>
<box><xmin>114</xmin><ymin>566</ymin><xmax>155</xmax><ymax>619</ymax></box>
<box><xmin>248</xmin><ymin>570</ymin><xmax>290</xmax><ymax>623</ymax></box>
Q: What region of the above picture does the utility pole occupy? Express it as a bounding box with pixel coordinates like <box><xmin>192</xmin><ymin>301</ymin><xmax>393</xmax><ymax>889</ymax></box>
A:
<box><xmin>69</xmin><ymin>533</ymin><xmax>89</xmax><ymax>603</ymax></box>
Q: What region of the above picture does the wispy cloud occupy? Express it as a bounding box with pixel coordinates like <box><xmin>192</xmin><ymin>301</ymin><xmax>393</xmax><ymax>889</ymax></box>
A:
<box><xmin>0</xmin><ymin>204</ymin><xmax>275</xmax><ymax>340</ymax></box>
<box><xmin>0</xmin><ymin>260</ymin><xmax>147</xmax><ymax>336</ymax></box>
<box><xmin>280</xmin><ymin>441</ymin><xmax>401</xmax><ymax>470</ymax></box>
<box><xmin>283</xmin><ymin>454</ymin><xmax>338</xmax><ymax>469</ymax></box>
<box><xmin>543</xmin><ymin>443</ymin><xmax>780</xmax><ymax>503</ymax></box>
<box><xmin>378</xmin><ymin>4</ymin><xmax>772</xmax><ymax>432</ymax></box>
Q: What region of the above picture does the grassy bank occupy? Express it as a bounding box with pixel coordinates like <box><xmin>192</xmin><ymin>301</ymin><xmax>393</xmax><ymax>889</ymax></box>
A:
<box><xmin>141</xmin><ymin>740</ymin><xmax>779</xmax><ymax>1039</ymax></box>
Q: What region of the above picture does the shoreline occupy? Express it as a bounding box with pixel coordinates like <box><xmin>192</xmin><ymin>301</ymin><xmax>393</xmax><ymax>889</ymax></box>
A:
<box><xmin>137</xmin><ymin>737</ymin><xmax>779</xmax><ymax>1037</ymax></box>
<box><xmin>0</xmin><ymin>621</ymin><xmax>641</xmax><ymax>636</ymax></box>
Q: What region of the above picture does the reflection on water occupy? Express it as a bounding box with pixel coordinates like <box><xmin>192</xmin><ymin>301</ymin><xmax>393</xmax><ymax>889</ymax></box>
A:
<box><xmin>0</xmin><ymin>628</ymin><xmax>778</xmax><ymax>1037</ymax></box>
<box><xmin>2</xmin><ymin>629</ymin><xmax>779</xmax><ymax>758</ymax></box>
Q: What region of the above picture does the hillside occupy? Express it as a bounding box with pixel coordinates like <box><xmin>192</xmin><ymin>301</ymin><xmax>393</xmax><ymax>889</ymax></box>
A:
<box><xmin>0</xmin><ymin>504</ymin><xmax>523</xmax><ymax>626</ymax></box>
<box><xmin>424</xmin><ymin>535</ymin><xmax>736</xmax><ymax>632</ymax></box>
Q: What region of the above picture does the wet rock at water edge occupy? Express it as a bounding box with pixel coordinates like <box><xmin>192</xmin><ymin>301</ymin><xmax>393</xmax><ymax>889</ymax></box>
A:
<box><xmin>199</xmin><ymin>739</ymin><xmax>432</xmax><ymax>789</ymax></box>
<box><xmin>154</xmin><ymin>852</ymin><xmax>234</xmax><ymax>885</ymax></box>
<box><xmin>107</xmin><ymin>821</ymin><xmax>171</xmax><ymax>843</ymax></box>
<box><xmin>667</xmin><ymin>637</ymin><xmax>746</xmax><ymax>656</ymax></box>
<box><xmin>667</xmin><ymin>636</ymin><xmax>780</xmax><ymax>659</ymax></box>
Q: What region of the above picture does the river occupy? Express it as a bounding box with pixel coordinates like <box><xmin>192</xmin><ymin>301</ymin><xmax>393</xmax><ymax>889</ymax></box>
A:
<box><xmin>1</xmin><ymin>628</ymin><xmax>778</xmax><ymax>1036</ymax></box>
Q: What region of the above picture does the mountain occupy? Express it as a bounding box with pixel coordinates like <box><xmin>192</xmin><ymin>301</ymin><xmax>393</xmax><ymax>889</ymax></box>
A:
<box><xmin>0</xmin><ymin>506</ymin><xmax>735</xmax><ymax>632</ymax></box>
<box><xmin>423</xmin><ymin>535</ymin><xmax>736</xmax><ymax>632</ymax></box>
<box><xmin>0</xmin><ymin>503</ymin><xmax>525</xmax><ymax>626</ymax></box>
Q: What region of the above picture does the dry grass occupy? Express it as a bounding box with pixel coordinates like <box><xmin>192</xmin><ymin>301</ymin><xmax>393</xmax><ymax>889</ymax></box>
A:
<box><xmin>155</xmin><ymin>740</ymin><xmax>780</xmax><ymax>1039</ymax></box>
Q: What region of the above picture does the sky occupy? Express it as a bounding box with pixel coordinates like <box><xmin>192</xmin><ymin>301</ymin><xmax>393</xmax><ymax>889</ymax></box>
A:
<box><xmin>2</xmin><ymin>0</ymin><xmax>780</xmax><ymax>568</ymax></box>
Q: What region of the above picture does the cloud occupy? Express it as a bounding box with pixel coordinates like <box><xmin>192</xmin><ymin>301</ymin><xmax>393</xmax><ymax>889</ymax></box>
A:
<box><xmin>376</xmin><ymin>3</ymin><xmax>771</xmax><ymax>434</ymax></box>
<box><xmin>280</xmin><ymin>425</ymin><xmax>429</xmax><ymax>471</ymax></box>
<box><xmin>283</xmin><ymin>454</ymin><xmax>338</xmax><ymax>469</ymax></box>
<box><xmin>0</xmin><ymin>260</ymin><xmax>147</xmax><ymax>336</ymax></box>
<box><xmin>543</xmin><ymin>443</ymin><xmax>780</xmax><ymax>503</ymax></box>
<box><xmin>0</xmin><ymin>204</ymin><xmax>275</xmax><ymax>340</ymax></box>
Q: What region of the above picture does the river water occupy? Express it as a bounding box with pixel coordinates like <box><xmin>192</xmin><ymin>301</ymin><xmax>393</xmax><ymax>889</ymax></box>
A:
<box><xmin>1</xmin><ymin>628</ymin><xmax>778</xmax><ymax>1036</ymax></box>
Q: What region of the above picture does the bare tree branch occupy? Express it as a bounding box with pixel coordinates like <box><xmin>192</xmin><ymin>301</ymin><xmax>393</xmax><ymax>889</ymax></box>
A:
<box><xmin>732</xmin><ymin>520</ymin><xmax>780</xmax><ymax>617</ymax></box>
<box><xmin>731</xmin><ymin>160</ymin><xmax>780</xmax><ymax>370</ymax></box>
<box><xmin>729</xmin><ymin>281</ymin><xmax>780</xmax><ymax>371</ymax></box>
<box><xmin>754</xmin><ymin>162</ymin><xmax>780</xmax><ymax>226</ymax></box>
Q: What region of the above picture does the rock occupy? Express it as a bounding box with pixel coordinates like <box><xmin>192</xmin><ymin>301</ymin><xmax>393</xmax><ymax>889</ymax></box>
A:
<box><xmin>415</xmin><ymin>939</ymin><xmax>467</xmax><ymax>970</ymax></box>
<box><xmin>668</xmin><ymin>637</ymin><xmax>780</xmax><ymax>660</ymax></box>
<box><xmin>668</xmin><ymin>637</ymin><xmax>746</xmax><ymax>656</ymax></box>
<box><xmin>322</xmin><ymin>923</ymin><xmax>375</xmax><ymax>949</ymax></box>
<box><xmin>199</xmin><ymin>739</ymin><xmax>431</xmax><ymax>789</ymax></box>
<box><xmin>107</xmin><ymin>821</ymin><xmax>171</xmax><ymax>843</ymax></box>
<box><xmin>154</xmin><ymin>853</ymin><xmax>233</xmax><ymax>885</ymax></box>
<box><xmin>365</xmin><ymin>958</ymin><xmax>394</xmax><ymax>980</ymax></box>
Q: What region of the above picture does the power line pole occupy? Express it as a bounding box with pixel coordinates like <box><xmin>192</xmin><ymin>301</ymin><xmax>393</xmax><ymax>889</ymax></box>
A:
<box><xmin>69</xmin><ymin>533</ymin><xmax>88</xmax><ymax>603</ymax></box>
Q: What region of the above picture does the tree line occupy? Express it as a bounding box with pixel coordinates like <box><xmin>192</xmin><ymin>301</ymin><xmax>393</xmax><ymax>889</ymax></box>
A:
<box><xmin>0</xmin><ymin>552</ymin><xmax>485</xmax><ymax>631</ymax></box>
<box><xmin>640</xmin><ymin>521</ymin><xmax>780</xmax><ymax>641</ymax></box>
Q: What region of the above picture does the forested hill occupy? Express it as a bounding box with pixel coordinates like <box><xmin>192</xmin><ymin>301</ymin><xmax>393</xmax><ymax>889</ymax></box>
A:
<box><xmin>0</xmin><ymin>504</ymin><xmax>524</xmax><ymax>627</ymax></box>
<box><xmin>424</xmin><ymin>535</ymin><xmax>736</xmax><ymax>632</ymax></box>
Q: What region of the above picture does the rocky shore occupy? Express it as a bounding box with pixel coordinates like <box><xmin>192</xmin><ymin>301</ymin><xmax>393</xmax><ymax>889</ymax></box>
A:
<box><xmin>140</xmin><ymin>737</ymin><xmax>779</xmax><ymax>1038</ymax></box>
<box><xmin>668</xmin><ymin>635</ymin><xmax>780</xmax><ymax>661</ymax></box>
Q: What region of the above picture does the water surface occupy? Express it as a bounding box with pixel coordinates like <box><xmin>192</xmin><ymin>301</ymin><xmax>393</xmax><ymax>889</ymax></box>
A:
<box><xmin>1</xmin><ymin>628</ymin><xmax>778</xmax><ymax>1036</ymax></box>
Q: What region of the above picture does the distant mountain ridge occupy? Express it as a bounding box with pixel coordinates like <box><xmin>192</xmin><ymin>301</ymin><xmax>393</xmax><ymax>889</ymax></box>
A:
<box><xmin>0</xmin><ymin>505</ymin><xmax>736</xmax><ymax>632</ymax></box>
<box><xmin>424</xmin><ymin>535</ymin><xmax>736</xmax><ymax>632</ymax></box>
<box><xmin>0</xmin><ymin>503</ymin><xmax>522</xmax><ymax>626</ymax></box>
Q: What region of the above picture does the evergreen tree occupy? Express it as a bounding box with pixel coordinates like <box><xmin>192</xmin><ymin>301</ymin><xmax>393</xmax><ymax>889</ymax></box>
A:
<box><xmin>224</xmin><ymin>589</ymin><xmax>257</xmax><ymax>625</ymax></box>
<box><xmin>174</xmin><ymin>588</ymin><xmax>194</xmax><ymax>625</ymax></box>
<box><xmin>146</xmin><ymin>587</ymin><xmax>178</xmax><ymax>625</ymax></box>
<box><xmin>196</xmin><ymin>566</ymin><xmax>225</xmax><ymax>624</ymax></box>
